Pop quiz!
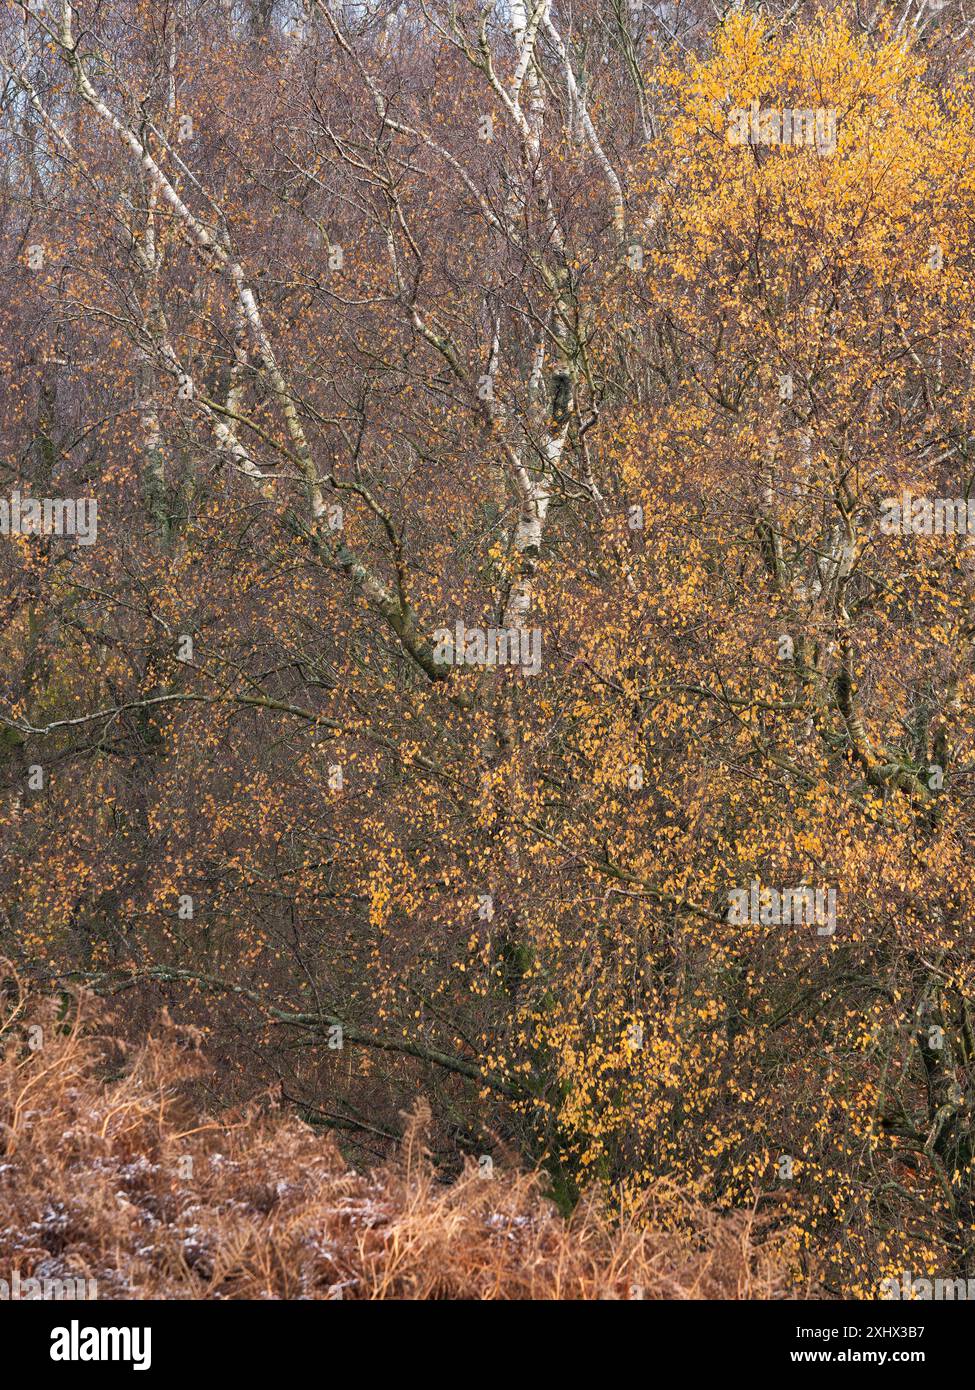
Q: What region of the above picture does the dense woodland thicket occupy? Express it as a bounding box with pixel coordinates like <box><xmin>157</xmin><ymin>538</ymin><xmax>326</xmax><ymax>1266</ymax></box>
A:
<box><xmin>2</xmin><ymin>0</ymin><xmax>975</xmax><ymax>1299</ymax></box>
<box><xmin>0</xmin><ymin>986</ymin><xmax>807</xmax><ymax>1298</ymax></box>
